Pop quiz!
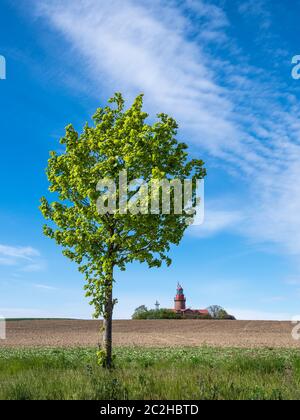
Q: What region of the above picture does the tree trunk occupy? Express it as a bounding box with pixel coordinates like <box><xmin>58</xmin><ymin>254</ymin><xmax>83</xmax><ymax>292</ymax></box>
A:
<box><xmin>101</xmin><ymin>235</ymin><xmax>115</xmax><ymax>369</ymax></box>
<box><xmin>102</xmin><ymin>287</ymin><xmax>113</xmax><ymax>368</ymax></box>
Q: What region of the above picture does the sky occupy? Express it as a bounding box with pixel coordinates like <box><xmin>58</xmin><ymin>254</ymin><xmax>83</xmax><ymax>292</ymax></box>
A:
<box><xmin>1</xmin><ymin>0</ymin><xmax>300</xmax><ymax>320</ymax></box>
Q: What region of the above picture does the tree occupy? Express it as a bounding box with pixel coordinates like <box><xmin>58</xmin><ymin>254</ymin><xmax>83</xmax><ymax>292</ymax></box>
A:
<box><xmin>132</xmin><ymin>305</ymin><xmax>148</xmax><ymax>319</ymax></box>
<box><xmin>207</xmin><ymin>305</ymin><xmax>228</xmax><ymax>319</ymax></box>
<box><xmin>132</xmin><ymin>308</ymin><xmax>181</xmax><ymax>320</ymax></box>
<box><xmin>40</xmin><ymin>93</ymin><xmax>206</xmax><ymax>368</ymax></box>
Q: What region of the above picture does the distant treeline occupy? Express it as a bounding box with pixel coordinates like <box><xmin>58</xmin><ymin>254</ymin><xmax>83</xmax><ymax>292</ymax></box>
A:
<box><xmin>132</xmin><ymin>306</ymin><xmax>235</xmax><ymax>320</ymax></box>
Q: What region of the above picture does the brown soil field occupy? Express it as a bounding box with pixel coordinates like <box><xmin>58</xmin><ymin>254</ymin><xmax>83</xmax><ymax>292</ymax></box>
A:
<box><xmin>1</xmin><ymin>319</ymin><xmax>300</xmax><ymax>348</ymax></box>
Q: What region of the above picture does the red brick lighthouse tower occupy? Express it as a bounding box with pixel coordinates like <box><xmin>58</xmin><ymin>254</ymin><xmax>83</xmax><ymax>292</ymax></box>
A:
<box><xmin>174</xmin><ymin>283</ymin><xmax>186</xmax><ymax>312</ymax></box>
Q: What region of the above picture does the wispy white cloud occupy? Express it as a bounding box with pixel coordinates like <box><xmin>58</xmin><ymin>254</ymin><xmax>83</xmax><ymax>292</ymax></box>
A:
<box><xmin>0</xmin><ymin>307</ymin><xmax>47</xmax><ymax>318</ymax></box>
<box><xmin>0</xmin><ymin>244</ymin><xmax>39</xmax><ymax>260</ymax></box>
<box><xmin>228</xmin><ymin>308</ymin><xmax>292</xmax><ymax>321</ymax></box>
<box><xmin>33</xmin><ymin>283</ymin><xmax>57</xmax><ymax>291</ymax></box>
<box><xmin>0</xmin><ymin>257</ymin><xmax>19</xmax><ymax>266</ymax></box>
<box><xmin>31</xmin><ymin>0</ymin><xmax>300</xmax><ymax>256</ymax></box>
<box><xmin>0</xmin><ymin>244</ymin><xmax>40</xmax><ymax>266</ymax></box>
<box><xmin>20</xmin><ymin>263</ymin><xmax>46</xmax><ymax>273</ymax></box>
<box><xmin>260</xmin><ymin>296</ymin><xmax>286</xmax><ymax>304</ymax></box>
<box><xmin>285</xmin><ymin>278</ymin><xmax>300</xmax><ymax>286</ymax></box>
<box><xmin>0</xmin><ymin>244</ymin><xmax>46</xmax><ymax>276</ymax></box>
<box><xmin>190</xmin><ymin>207</ymin><xmax>244</xmax><ymax>237</ymax></box>
<box><xmin>34</xmin><ymin>0</ymin><xmax>239</xmax><ymax>154</ymax></box>
<box><xmin>238</xmin><ymin>0</ymin><xmax>272</xmax><ymax>30</ymax></box>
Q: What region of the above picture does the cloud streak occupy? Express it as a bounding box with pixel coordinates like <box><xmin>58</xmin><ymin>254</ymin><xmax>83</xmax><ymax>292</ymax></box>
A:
<box><xmin>33</xmin><ymin>283</ymin><xmax>58</xmax><ymax>291</ymax></box>
<box><xmin>32</xmin><ymin>0</ymin><xmax>300</xmax><ymax>255</ymax></box>
<box><xmin>0</xmin><ymin>244</ymin><xmax>45</xmax><ymax>274</ymax></box>
<box><xmin>0</xmin><ymin>244</ymin><xmax>40</xmax><ymax>266</ymax></box>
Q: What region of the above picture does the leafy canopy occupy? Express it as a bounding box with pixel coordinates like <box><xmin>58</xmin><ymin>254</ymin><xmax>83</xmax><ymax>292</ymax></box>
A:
<box><xmin>40</xmin><ymin>93</ymin><xmax>206</xmax><ymax>317</ymax></box>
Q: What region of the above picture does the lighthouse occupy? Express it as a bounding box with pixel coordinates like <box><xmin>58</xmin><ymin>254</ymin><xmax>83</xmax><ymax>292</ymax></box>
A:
<box><xmin>174</xmin><ymin>283</ymin><xmax>186</xmax><ymax>311</ymax></box>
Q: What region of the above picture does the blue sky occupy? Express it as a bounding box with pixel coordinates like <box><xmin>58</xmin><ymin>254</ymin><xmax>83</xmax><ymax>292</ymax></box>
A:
<box><xmin>1</xmin><ymin>0</ymin><xmax>300</xmax><ymax>320</ymax></box>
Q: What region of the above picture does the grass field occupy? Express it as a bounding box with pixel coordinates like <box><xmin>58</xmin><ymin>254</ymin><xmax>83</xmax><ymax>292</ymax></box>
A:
<box><xmin>1</xmin><ymin>347</ymin><xmax>300</xmax><ymax>400</ymax></box>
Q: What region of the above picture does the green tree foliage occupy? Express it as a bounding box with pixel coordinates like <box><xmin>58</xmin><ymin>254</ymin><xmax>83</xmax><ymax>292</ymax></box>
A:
<box><xmin>40</xmin><ymin>93</ymin><xmax>206</xmax><ymax>367</ymax></box>
<box><xmin>132</xmin><ymin>308</ymin><xmax>181</xmax><ymax>320</ymax></box>
<box><xmin>207</xmin><ymin>305</ymin><xmax>235</xmax><ymax>320</ymax></box>
<box><xmin>132</xmin><ymin>308</ymin><xmax>212</xmax><ymax>320</ymax></box>
<box><xmin>132</xmin><ymin>305</ymin><xmax>148</xmax><ymax>318</ymax></box>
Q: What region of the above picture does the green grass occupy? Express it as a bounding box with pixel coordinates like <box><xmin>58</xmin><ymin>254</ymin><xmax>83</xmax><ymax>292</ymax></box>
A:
<box><xmin>1</xmin><ymin>347</ymin><xmax>300</xmax><ymax>400</ymax></box>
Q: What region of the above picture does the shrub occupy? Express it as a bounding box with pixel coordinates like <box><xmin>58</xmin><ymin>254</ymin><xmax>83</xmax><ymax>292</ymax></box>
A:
<box><xmin>132</xmin><ymin>308</ymin><xmax>181</xmax><ymax>320</ymax></box>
